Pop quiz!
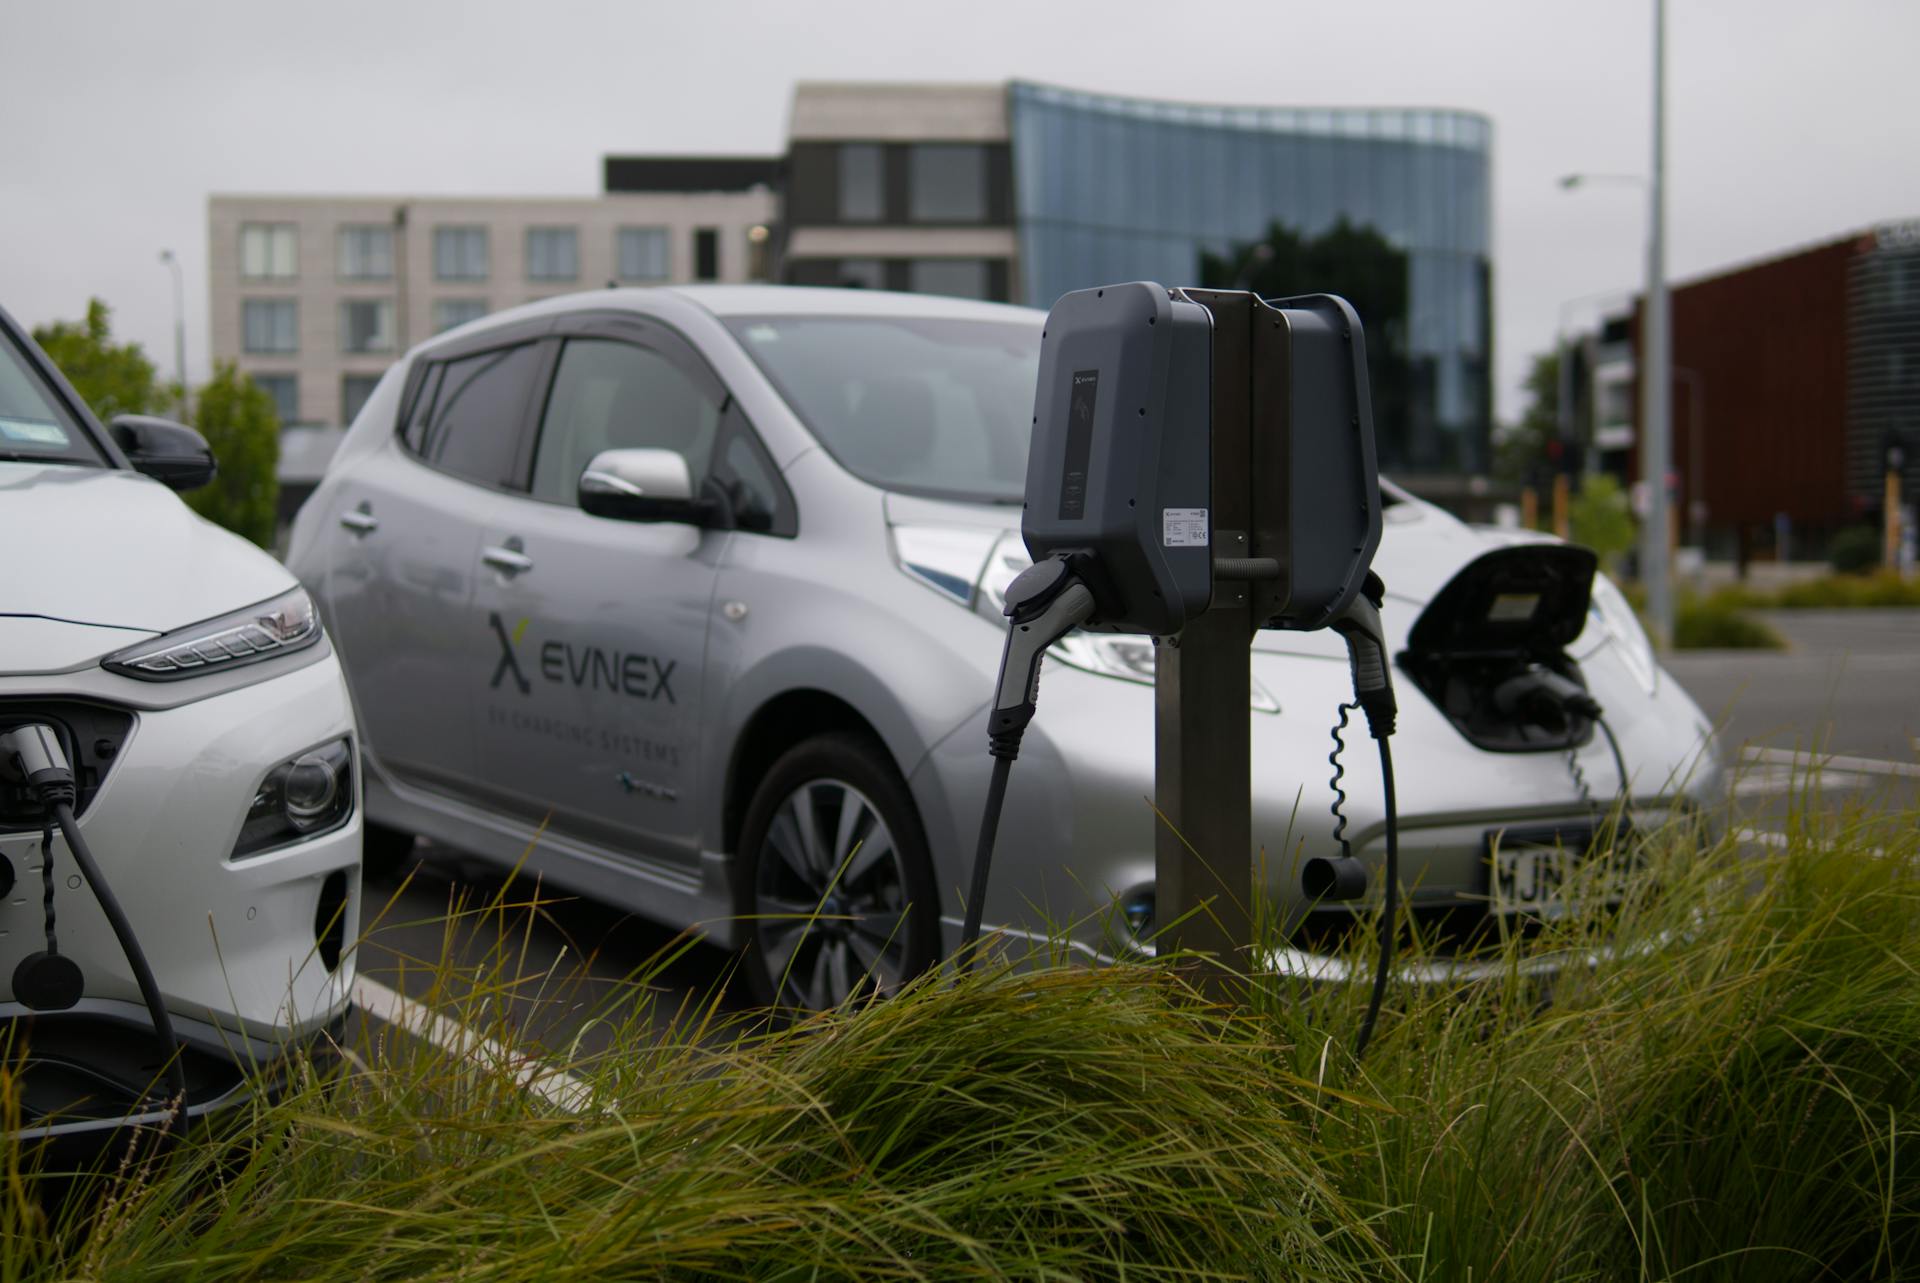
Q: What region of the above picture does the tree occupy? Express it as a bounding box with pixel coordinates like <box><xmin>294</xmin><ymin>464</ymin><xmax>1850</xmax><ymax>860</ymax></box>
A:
<box><xmin>1496</xmin><ymin>350</ymin><xmax>1563</xmax><ymax>486</ymax></box>
<box><xmin>188</xmin><ymin>362</ymin><xmax>281</xmax><ymax>549</ymax></box>
<box><xmin>1569</xmin><ymin>473</ymin><xmax>1637</xmax><ymax>572</ymax></box>
<box><xmin>30</xmin><ymin>299</ymin><xmax>164</xmax><ymax>422</ymax></box>
<box><xmin>1200</xmin><ymin>220</ymin><xmax>1413</xmax><ymax>463</ymax></box>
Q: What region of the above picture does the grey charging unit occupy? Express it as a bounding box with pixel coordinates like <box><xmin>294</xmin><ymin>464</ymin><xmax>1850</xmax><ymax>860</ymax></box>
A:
<box><xmin>995</xmin><ymin>282</ymin><xmax>1383</xmax><ymax>983</ymax></box>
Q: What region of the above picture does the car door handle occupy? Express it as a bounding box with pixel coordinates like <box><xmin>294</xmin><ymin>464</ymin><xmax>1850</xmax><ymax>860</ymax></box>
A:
<box><xmin>339</xmin><ymin>504</ymin><xmax>378</xmax><ymax>535</ymax></box>
<box><xmin>481</xmin><ymin>544</ymin><xmax>534</xmax><ymax>575</ymax></box>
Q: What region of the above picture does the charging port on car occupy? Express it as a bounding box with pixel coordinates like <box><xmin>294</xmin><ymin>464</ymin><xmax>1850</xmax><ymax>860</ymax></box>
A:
<box><xmin>1398</xmin><ymin>544</ymin><xmax>1602</xmax><ymax>753</ymax></box>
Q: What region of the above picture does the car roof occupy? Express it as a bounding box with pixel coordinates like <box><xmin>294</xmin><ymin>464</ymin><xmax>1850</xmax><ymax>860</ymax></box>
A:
<box><xmin>663</xmin><ymin>284</ymin><xmax>1044</xmax><ymax>324</ymax></box>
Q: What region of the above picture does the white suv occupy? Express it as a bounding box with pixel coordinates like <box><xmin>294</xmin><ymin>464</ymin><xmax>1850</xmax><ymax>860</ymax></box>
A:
<box><xmin>0</xmin><ymin>304</ymin><xmax>359</xmax><ymax>1139</ymax></box>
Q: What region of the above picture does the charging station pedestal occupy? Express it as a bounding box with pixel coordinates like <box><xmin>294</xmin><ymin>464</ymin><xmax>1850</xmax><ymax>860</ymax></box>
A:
<box><xmin>1152</xmin><ymin>291</ymin><xmax>1289</xmax><ymax>975</ymax></box>
<box><xmin>1004</xmin><ymin>281</ymin><xmax>1381</xmax><ymax>996</ymax></box>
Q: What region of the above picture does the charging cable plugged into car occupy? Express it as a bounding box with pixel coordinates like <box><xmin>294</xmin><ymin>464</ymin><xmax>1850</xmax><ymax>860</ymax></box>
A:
<box><xmin>1</xmin><ymin>723</ymin><xmax>188</xmax><ymax>1134</ymax></box>
<box><xmin>959</xmin><ymin>280</ymin><xmax>1405</xmax><ymax>1057</ymax></box>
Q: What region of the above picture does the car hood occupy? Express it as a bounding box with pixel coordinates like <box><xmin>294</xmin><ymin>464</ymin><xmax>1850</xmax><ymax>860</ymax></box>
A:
<box><xmin>0</xmin><ymin>462</ymin><xmax>295</xmax><ymax>634</ymax></box>
<box><xmin>883</xmin><ymin>488</ymin><xmax>1519</xmax><ymax>657</ymax></box>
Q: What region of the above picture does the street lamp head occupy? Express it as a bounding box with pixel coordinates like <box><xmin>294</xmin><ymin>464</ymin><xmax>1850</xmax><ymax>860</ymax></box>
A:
<box><xmin>159</xmin><ymin>248</ymin><xmax>175</xmax><ymax>264</ymax></box>
<box><xmin>1557</xmin><ymin>174</ymin><xmax>1584</xmax><ymax>190</ymax></box>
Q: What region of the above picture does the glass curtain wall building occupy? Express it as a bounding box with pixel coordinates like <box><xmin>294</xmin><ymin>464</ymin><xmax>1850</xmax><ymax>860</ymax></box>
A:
<box><xmin>1007</xmin><ymin>83</ymin><xmax>1493</xmax><ymax>474</ymax></box>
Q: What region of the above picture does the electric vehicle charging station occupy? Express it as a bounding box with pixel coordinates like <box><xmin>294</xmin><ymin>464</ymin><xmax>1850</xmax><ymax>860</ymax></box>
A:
<box><xmin>964</xmin><ymin>280</ymin><xmax>1397</xmax><ymax>1025</ymax></box>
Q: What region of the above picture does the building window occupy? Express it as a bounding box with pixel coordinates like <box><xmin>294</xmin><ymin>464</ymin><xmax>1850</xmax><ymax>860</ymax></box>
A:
<box><xmin>617</xmin><ymin>226</ymin><xmax>669</xmax><ymax>281</ymax></box>
<box><xmin>240</xmin><ymin>224</ymin><xmax>297</xmax><ymax>280</ymax></box>
<box><xmin>909</xmin><ymin>258</ymin><xmax>990</xmax><ymax>300</ymax></box>
<box><xmin>340</xmin><ymin>299</ymin><xmax>395</xmax><ymax>353</ymax></box>
<box><xmin>242</xmin><ymin>299</ymin><xmax>298</xmax><ymax>354</ymax></box>
<box><xmin>746</xmin><ymin>225</ymin><xmax>771</xmax><ymax>281</ymax></box>
<box><xmin>434</xmin><ymin>226</ymin><xmax>489</xmax><ymax>281</ymax></box>
<box><xmin>693</xmin><ymin>228</ymin><xmax>719</xmax><ymax>281</ymax></box>
<box><xmin>341</xmin><ymin>375</ymin><xmax>383</xmax><ymax>427</ymax></box>
<box><xmin>253</xmin><ymin>374</ymin><xmax>298</xmax><ymax>424</ymax></box>
<box><xmin>839</xmin><ymin>144</ymin><xmax>884</xmax><ymax>222</ymax></box>
<box><xmin>433</xmin><ymin>298</ymin><xmax>488</xmax><ymax>333</ymax></box>
<box><xmin>336</xmin><ymin>225</ymin><xmax>394</xmax><ymax>280</ymax></box>
<box><xmin>908</xmin><ymin>145</ymin><xmax>987</xmax><ymax>222</ymax></box>
<box><xmin>838</xmin><ymin>258</ymin><xmax>887</xmax><ymax>290</ymax></box>
<box><xmin>526</xmin><ymin>227</ymin><xmax>579</xmax><ymax>281</ymax></box>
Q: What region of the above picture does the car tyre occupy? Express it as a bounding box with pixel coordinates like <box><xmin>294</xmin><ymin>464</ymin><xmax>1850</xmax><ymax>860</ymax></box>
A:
<box><xmin>736</xmin><ymin>734</ymin><xmax>940</xmax><ymax>1012</ymax></box>
<box><xmin>359</xmin><ymin>821</ymin><xmax>417</xmax><ymax>880</ymax></box>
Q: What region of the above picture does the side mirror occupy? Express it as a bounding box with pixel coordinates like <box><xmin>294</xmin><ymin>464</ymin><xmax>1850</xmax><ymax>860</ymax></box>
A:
<box><xmin>109</xmin><ymin>415</ymin><xmax>217</xmax><ymax>492</ymax></box>
<box><xmin>579</xmin><ymin>448</ymin><xmax>708</xmax><ymax>525</ymax></box>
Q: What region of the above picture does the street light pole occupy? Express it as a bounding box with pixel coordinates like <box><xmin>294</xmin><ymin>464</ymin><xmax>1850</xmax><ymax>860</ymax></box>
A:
<box><xmin>158</xmin><ymin>249</ymin><xmax>187</xmax><ymax>415</ymax></box>
<box><xmin>1640</xmin><ymin>0</ymin><xmax>1674</xmax><ymax>648</ymax></box>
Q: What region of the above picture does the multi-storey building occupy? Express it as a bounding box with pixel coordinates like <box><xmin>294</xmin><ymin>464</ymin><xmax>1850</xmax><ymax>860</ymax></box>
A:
<box><xmin>211</xmin><ymin>81</ymin><xmax>1495</xmax><ymax>482</ymax></box>
<box><xmin>209</xmin><ymin>172</ymin><xmax>775</xmax><ymax>428</ymax></box>
<box><xmin>774</xmin><ymin>81</ymin><xmax>1495</xmax><ymax>475</ymax></box>
<box><xmin>1567</xmin><ymin>221</ymin><xmax>1920</xmax><ymax>562</ymax></box>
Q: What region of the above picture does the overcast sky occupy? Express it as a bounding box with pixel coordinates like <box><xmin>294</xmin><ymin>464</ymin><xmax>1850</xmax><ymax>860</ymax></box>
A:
<box><xmin>6</xmin><ymin>0</ymin><xmax>1917</xmax><ymax>425</ymax></box>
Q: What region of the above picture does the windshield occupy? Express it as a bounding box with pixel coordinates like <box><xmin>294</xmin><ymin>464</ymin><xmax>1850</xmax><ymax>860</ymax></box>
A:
<box><xmin>726</xmin><ymin>314</ymin><xmax>1040</xmax><ymax>503</ymax></box>
<box><xmin>0</xmin><ymin>331</ymin><xmax>103</xmax><ymax>467</ymax></box>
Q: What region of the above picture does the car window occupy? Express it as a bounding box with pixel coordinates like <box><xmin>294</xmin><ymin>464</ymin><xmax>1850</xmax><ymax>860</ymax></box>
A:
<box><xmin>529</xmin><ymin>337</ymin><xmax>723</xmax><ymax>505</ymax></box>
<box><xmin>724</xmin><ymin>314</ymin><xmax>1037</xmax><ymax>504</ymax></box>
<box><xmin>418</xmin><ymin>342</ymin><xmax>541</xmax><ymax>489</ymax></box>
<box><xmin>713</xmin><ymin>406</ymin><xmax>797</xmax><ymax>536</ymax></box>
<box><xmin>0</xmin><ymin>331</ymin><xmax>103</xmax><ymax>467</ymax></box>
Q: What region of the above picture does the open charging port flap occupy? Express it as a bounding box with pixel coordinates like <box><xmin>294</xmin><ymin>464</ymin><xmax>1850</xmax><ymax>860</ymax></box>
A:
<box><xmin>1398</xmin><ymin>543</ymin><xmax>1601</xmax><ymax>753</ymax></box>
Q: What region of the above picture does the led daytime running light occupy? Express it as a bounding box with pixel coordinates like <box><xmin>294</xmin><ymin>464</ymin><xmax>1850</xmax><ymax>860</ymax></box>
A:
<box><xmin>104</xmin><ymin>587</ymin><xmax>320</xmax><ymax>681</ymax></box>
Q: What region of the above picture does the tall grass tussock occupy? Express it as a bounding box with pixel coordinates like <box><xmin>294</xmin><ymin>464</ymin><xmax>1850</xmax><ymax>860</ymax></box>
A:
<box><xmin>5</xmin><ymin>786</ymin><xmax>1919</xmax><ymax>1280</ymax></box>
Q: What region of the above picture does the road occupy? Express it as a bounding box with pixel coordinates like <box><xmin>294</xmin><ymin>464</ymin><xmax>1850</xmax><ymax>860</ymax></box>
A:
<box><xmin>353</xmin><ymin>607</ymin><xmax>1920</xmax><ymax>1079</ymax></box>
<box><xmin>1664</xmin><ymin>610</ymin><xmax>1920</xmax><ymax>763</ymax></box>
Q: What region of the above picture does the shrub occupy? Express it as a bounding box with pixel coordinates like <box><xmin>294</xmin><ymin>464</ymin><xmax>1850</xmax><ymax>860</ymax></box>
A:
<box><xmin>186</xmin><ymin>362</ymin><xmax>280</xmax><ymax>548</ymax></box>
<box><xmin>1828</xmin><ymin>525</ymin><xmax>1881</xmax><ymax>574</ymax></box>
<box><xmin>1672</xmin><ymin>595</ymin><xmax>1786</xmax><ymax>649</ymax></box>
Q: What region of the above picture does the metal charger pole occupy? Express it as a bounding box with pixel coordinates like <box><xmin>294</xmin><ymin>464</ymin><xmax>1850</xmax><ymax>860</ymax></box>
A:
<box><xmin>1153</xmin><ymin>292</ymin><xmax>1291</xmax><ymax>989</ymax></box>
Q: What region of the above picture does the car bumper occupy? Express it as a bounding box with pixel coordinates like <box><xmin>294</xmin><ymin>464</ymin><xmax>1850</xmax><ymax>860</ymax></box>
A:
<box><xmin>0</xmin><ymin>649</ymin><xmax>361</xmax><ymax>1073</ymax></box>
<box><xmin>915</xmin><ymin>640</ymin><xmax>1723</xmax><ymax>962</ymax></box>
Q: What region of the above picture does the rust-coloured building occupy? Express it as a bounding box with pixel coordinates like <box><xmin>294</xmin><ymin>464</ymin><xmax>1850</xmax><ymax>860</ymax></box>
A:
<box><xmin>1583</xmin><ymin>222</ymin><xmax>1920</xmax><ymax>560</ymax></box>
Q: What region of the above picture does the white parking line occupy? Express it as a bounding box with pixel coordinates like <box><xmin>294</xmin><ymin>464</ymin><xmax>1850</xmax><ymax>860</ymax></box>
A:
<box><xmin>351</xmin><ymin>975</ymin><xmax>591</xmax><ymax>1113</ymax></box>
<box><xmin>1742</xmin><ymin>747</ymin><xmax>1920</xmax><ymax>780</ymax></box>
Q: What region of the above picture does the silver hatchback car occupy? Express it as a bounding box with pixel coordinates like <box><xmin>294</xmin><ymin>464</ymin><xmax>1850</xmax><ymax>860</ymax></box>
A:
<box><xmin>289</xmin><ymin>285</ymin><xmax>1721</xmax><ymax>1008</ymax></box>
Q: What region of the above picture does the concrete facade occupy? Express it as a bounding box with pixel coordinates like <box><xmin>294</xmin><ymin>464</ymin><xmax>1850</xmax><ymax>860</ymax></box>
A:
<box><xmin>209</xmin><ymin>189</ymin><xmax>774</xmax><ymax>427</ymax></box>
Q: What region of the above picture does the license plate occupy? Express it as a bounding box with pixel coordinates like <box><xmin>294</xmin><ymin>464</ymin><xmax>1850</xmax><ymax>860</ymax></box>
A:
<box><xmin>1488</xmin><ymin>841</ymin><xmax>1579</xmax><ymax>917</ymax></box>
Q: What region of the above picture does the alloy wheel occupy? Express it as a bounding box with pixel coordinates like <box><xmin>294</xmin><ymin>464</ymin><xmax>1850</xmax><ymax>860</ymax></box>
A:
<box><xmin>752</xmin><ymin>777</ymin><xmax>914</xmax><ymax>1009</ymax></box>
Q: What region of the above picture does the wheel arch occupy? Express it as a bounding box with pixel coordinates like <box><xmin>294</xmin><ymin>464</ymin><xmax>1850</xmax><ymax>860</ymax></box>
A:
<box><xmin>722</xmin><ymin>688</ymin><xmax>897</xmax><ymax>860</ymax></box>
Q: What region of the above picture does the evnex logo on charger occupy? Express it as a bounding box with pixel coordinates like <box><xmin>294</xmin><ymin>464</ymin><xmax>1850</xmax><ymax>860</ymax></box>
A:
<box><xmin>488</xmin><ymin>613</ymin><xmax>677</xmax><ymax>703</ymax></box>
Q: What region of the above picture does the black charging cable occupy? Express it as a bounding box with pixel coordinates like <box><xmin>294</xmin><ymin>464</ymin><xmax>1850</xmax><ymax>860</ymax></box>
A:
<box><xmin>3</xmin><ymin>725</ymin><xmax>189</xmax><ymax>1135</ymax></box>
<box><xmin>958</xmin><ymin>558</ymin><xmax>1096</xmax><ymax>972</ymax></box>
<box><xmin>1306</xmin><ymin>572</ymin><xmax>1400</xmax><ymax>1060</ymax></box>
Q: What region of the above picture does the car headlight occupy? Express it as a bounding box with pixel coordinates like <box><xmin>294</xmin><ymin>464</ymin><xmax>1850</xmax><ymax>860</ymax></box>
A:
<box><xmin>231</xmin><ymin>737</ymin><xmax>354</xmax><ymax>859</ymax></box>
<box><xmin>1582</xmin><ymin>573</ymin><xmax>1658</xmax><ymax>694</ymax></box>
<box><xmin>960</xmin><ymin>530</ymin><xmax>1280</xmax><ymax>714</ymax></box>
<box><xmin>102</xmin><ymin>586</ymin><xmax>321</xmax><ymax>681</ymax></box>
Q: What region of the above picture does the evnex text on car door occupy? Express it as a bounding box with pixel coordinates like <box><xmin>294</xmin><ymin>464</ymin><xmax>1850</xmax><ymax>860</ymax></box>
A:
<box><xmin>469</xmin><ymin>313</ymin><xmax>726</xmax><ymax>874</ymax></box>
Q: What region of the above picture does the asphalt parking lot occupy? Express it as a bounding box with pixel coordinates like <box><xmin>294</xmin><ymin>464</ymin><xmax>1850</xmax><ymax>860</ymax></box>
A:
<box><xmin>354</xmin><ymin>607</ymin><xmax>1920</xmax><ymax>1073</ymax></box>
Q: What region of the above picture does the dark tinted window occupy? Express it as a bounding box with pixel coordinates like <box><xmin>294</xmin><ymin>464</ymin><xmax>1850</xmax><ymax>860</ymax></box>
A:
<box><xmin>417</xmin><ymin>343</ymin><xmax>540</xmax><ymax>488</ymax></box>
<box><xmin>694</xmin><ymin>229</ymin><xmax>719</xmax><ymax>281</ymax></box>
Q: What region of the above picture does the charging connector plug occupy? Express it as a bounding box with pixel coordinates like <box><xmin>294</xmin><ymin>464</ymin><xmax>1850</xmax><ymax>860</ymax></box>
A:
<box><xmin>1</xmin><ymin>724</ymin><xmax>189</xmax><ymax>1131</ymax></box>
<box><xmin>985</xmin><ymin>558</ymin><xmax>1097</xmax><ymax>761</ymax></box>
<box><xmin>959</xmin><ymin>557</ymin><xmax>1097</xmax><ymax>968</ymax></box>
<box><xmin>1329</xmin><ymin>571</ymin><xmax>1397</xmax><ymax>741</ymax></box>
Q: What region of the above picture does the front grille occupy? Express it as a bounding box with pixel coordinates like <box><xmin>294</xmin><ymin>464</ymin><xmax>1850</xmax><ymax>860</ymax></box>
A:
<box><xmin>0</xmin><ymin>701</ymin><xmax>135</xmax><ymax>832</ymax></box>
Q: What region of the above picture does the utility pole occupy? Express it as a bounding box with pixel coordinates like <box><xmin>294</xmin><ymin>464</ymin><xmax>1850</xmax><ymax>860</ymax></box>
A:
<box><xmin>158</xmin><ymin>249</ymin><xmax>187</xmax><ymax>415</ymax></box>
<box><xmin>1889</xmin><ymin>441</ymin><xmax>1908</xmax><ymax>572</ymax></box>
<box><xmin>1640</xmin><ymin>0</ymin><xmax>1674</xmax><ymax>648</ymax></box>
